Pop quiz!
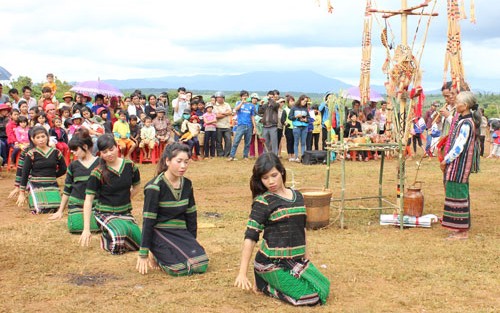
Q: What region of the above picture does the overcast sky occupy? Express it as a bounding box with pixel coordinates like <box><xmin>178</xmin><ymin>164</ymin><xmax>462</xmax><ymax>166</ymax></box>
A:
<box><xmin>3</xmin><ymin>0</ymin><xmax>498</xmax><ymax>91</ymax></box>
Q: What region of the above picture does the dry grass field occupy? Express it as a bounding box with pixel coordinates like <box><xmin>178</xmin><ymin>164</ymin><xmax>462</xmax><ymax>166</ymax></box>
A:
<box><xmin>0</xmin><ymin>147</ymin><xmax>499</xmax><ymax>313</ymax></box>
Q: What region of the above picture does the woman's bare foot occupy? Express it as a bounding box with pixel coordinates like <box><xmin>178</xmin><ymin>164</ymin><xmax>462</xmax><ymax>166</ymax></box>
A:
<box><xmin>446</xmin><ymin>231</ymin><xmax>468</xmax><ymax>240</ymax></box>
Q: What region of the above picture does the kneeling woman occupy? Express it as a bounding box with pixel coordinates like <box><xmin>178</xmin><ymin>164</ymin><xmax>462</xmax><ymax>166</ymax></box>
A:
<box><xmin>17</xmin><ymin>126</ymin><xmax>67</xmax><ymax>213</ymax></box>
<box><xmin>136</xmin><ymin>143</ymin><xmax>208</xmax><ymax>276</ymax></box>
<box><xmin>49</xmin><ymin>129</ymin><xmax>100</xmax><ymax>233</ymax></box>
<box><xmin>235</xmin><ymin>153</ymin><xmax>330</xmax><ymax>306</ymax></box>
<box><xmin>79</xmin><ymin>134</ymin><xmax>141</xmax><ymax>254</ymax></box>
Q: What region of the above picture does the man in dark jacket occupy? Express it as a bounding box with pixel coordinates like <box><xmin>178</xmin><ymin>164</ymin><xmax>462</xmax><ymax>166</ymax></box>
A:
<box><xmin>258</xmin><ymin>90</ymin><xmax>280</xmax><ymax>155</ymax></box>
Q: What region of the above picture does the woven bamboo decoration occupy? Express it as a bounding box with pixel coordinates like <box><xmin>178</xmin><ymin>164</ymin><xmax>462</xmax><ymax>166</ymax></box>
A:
<box><xmin>359</xmin><ymin>0</ymin><xmax>373</xmax><ymax>106</ymax></box>
<box><xmin>443</xmin><ymin>0</ymin><xmax>472</xmax><ymax>90</ymax></box>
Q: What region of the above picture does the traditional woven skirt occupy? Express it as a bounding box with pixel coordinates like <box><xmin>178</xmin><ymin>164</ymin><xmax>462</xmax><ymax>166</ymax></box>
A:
<box><xmin>254</xmin><ymin>254</ymin><xmax>330</xmax><ymax>306</ymax></box>
<box><xmin>27</xmin><ymin>179</ymin><xmax>61</xmax><ymax>214</ymax></box>
<box><xmin>67</xmin><ymin>197</ymin><xmax>100</xmax><ymax>233</ymax></box>
<box><xmin>442</xmin><ymin>181</ymin><xmax>471</xmax><ymax>230</ymax></box>
<box><xmin>94</xmin><ymin>212</ymin><xmax>141</xmax><ymax>254</ymax></box>
<box><xmin>150</xmin><ymin>228</ymin><xmax>209</xmax><ymax>276</ymax></box>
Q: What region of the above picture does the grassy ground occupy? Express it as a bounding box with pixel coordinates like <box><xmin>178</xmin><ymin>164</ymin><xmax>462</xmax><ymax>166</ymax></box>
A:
<box><xmin>0</xmin><ymin>148</ymin><xmax>498</xmax><ymax>313</ymax></box>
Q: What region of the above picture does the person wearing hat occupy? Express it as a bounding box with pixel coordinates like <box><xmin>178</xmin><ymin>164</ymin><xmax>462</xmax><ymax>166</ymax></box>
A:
<box><xmin>68</xmin><ymin>113</ymin><xmax>84</xmax><ymax>140</ymax></box>
<box><xmin>152</xmin><ymin>106</ymin><xmax>172</xmax><ymax>146</ymax></box>
<box><xmin>60</xmin><ymin>91</ymin><xmax>74</xmax><ymax>108</ymax></box>
<box><xmin>0</xmin><ymin>103</ymin><xmax>12</xmax><ymax>164</ymax></box>
<box><xmin>227</xmin><ymin>91</ymin><xmax>257</xmax><ymax>161</ymax></box>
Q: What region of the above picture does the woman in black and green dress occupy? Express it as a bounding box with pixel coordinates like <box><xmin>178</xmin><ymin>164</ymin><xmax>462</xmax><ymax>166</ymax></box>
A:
<box><xmin>234</xmin><ymin>153</ymin><xmax>330</xmax><ymax>306</ymax></box>
<box><xmin>16</xmin><ymin>126</ymin><xmax>67</xmax><ymax>213</ymax></box>
<box><xmin>136</xmin><ymin>143</ymin><xmax>208</xmax><ymax>276</ymax></box>
<box><xmin>79</xmin><ymin>134</ymin><xmax>141</xmax><ymax>254</ymax></box>
<box><xmin>49</xmin><ymin>128</ymin><xmax>100</xmax><ymax>233</ymax></box>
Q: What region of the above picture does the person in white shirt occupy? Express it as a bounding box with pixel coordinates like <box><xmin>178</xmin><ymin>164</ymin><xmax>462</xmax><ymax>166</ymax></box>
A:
<box><xmin>172</xmin><ymin>87</ymin><xmax>187</xmax><ymax>123</ymax></box>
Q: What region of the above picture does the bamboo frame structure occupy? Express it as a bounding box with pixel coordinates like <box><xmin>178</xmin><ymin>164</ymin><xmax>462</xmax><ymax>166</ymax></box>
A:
<box><xmin>325</xmin><ymin>96</ymin><xmax>400</xmax><ymax>229</ymax></box>
<box><xmin>322</xmin><ymin>1</ymin><xmax>439</xmax><ymax>229</ymax></box>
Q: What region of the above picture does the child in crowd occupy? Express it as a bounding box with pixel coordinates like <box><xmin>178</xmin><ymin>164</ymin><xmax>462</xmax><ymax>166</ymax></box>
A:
<box><xmin>68</xmin><ymin>113</ymin><xmax>83</xmax><ymax>140</ymax></box>
<box><xmin>49</xmin><ymin>116</ymin><xmax>69</xmax><ymax>157</ymax></box>
<box><xmin>139</xmin><ymin>112</ymin><xmax>147</xmax><ymax>127</ymax></box>
<box><xmin>97</xmin><ymin>108</ymin><xmax>112</xmax><ymax>134</ymax></box>
<box><xmin>16</xmin><ymin>126</ymin><xmax>67</xmax><ymax>214</ymax></box>
<box><xmin>38</xmin><ymin>86</ymin><xmax>55</xmax><ymax>111</ymax></box>
<box><xmin>196</xmin><ymin>100</ymin><xmax>205</xmax><ymax>130</ymax></box>
<box><xmin>410</xmin><ymin>116</ymin><xmax>426</xmax><ymax>155</ymax></box>
<box><xmin>202</xmin><ymin>103</ymin><xmax>217</xmax><ymax>158</ymax></box>
<box><xmin>60</xmin><ymin>106</ymin><xmax>72</xmax><ymax>126</ymax></box>
<box><xmin>13</xmin><ymin>116</ymin><xmax>30</xmax><ymax>162</ymax></box>
<box><xmin>176</xmin><ymin>109</ymin><xmax>201</xmax><ymax>160</ymax></box>
<box><xmin>28</xmin><ymin>107</ymin><xmax>39</xmax><ymax>127</ymax></box>
<box><xmin>113</xmin><ymin>110</ymin><xmax>136</xmax><ymax>159</ymax></box>
<box><xmin>36</xmin><ymin>112</ymin><xmax>50</xmax><ymax>132</ymax></box>
<box><xmin>139</xmin><ymin>116</ymin><xmax>156</xmax><ymax>161</ymax></box>
<box><xmin>129</xmin><ymin>115</ymin><xmax>141</xmax><ymax>155</ymax></box>
<box><xmin>42</xmin><ymin>73</ymin><xmax>57</xmax><ymax>100</ymax></box>
<box><xmin>6</xmin><ymin>109</ymin><xmax>20</xmax><ymax>159</ymax></box>
<box><xmin>312</xmin><ymin>105</ymin><xmax>321</xmax><ymax>150</ymax></box>
<box><xmin>487</xmin><ymin>121</ymin><xmax>500</xmax><ymax>159</ymax></box>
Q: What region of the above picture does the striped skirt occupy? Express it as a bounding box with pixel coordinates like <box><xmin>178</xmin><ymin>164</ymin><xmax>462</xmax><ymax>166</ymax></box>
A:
<box><xmin>27</xmin><ymin>180</ymin><xmax>61</xmax><ymax>214</ymax></box>
<box><xmin>254</xmin><ymin>253</ymin><xmax>330</xmax><ymax>306</ymax></box>
<box><xmin>94</xmin><ymin>212</ymin><xmax>141</xmax><ymax>255</ymax></box>
<box><xmin>67</xmin><ymin>197</ymin><xmax>100</xmax><ymax>233</ymax></box>
<box><xmin>442</xmin><ymin>181</ymin><xmax>471</xmax><ymax>230</ymax></box>
<box><xmin>150</xmin><ymin>228</ymin><xmax>209</xmax><ymax>276</ymax></box>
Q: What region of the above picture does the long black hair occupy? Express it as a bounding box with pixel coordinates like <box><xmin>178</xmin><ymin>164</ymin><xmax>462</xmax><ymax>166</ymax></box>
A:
<box><xmin>68</xmin><ymin>128</ymin><xmax>93</xmax><ymax>153</ymax></box>
<box><xmin>155</xmin><ymin>143</ymin><xmax>191</xmax><ymax>176</ymax></box>
<box><xmin>250</xmin><ymin>153</ymin><xmax>287</xmax><ymax>198</ymax></box>
<box><xmin>96</xmin><ymin>134</ymin><xmax>117</xmax><ymax>184</ymax></box>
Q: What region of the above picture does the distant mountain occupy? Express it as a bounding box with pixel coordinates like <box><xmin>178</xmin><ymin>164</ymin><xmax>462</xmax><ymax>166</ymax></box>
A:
<box><xmin>104</xmin><ymin>70</ymin><xmax>380</xmax><ymax>94</ymax></box>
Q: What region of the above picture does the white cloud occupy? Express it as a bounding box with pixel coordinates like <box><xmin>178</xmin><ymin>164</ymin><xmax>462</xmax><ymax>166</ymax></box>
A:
<box><xmin>2</xmin><ymin>0</ymin><xmax>498</xmax><ymax>92</ymax></box>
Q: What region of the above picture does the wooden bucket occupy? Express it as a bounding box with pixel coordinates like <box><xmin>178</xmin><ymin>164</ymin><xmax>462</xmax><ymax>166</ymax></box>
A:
<box><xmin>300</xmin><ymin>188</ymin><xmax>332</xmax><ymax>230</ymax></box>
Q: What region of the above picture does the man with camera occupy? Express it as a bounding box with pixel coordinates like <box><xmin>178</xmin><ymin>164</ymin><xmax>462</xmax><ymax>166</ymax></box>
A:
<box><xmin>258</xmin><ymin>90</ymin><xmax>280</xmax><ymax>155</ymax></box>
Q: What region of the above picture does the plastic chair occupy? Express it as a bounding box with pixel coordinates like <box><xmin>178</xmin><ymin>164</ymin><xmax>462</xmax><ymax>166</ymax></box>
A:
<box><xmin>7</xmin><ymin>147</ymin><xmax>21</xmax><ymax>172</ymax></box>
<box><xmin>139</xmin><ymin>143</ymin><xmax>158</xmax><ymax>164</ymax></box>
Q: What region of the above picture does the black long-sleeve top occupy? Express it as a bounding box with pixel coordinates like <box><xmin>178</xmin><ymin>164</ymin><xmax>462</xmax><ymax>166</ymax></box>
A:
<box><xmin>245</xmin><ymin>189</ymin><xmax>307</xmax><ymax>260</ymax></box>
<box><xmin>20</xmin><ymin>147</ymin><xmax>67</xmax><ymax>191</ymax></box>
<box><xmin>139</xmin><ymin>174</ymin><xmax>197</xmax><ymax>258</ymax></box>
